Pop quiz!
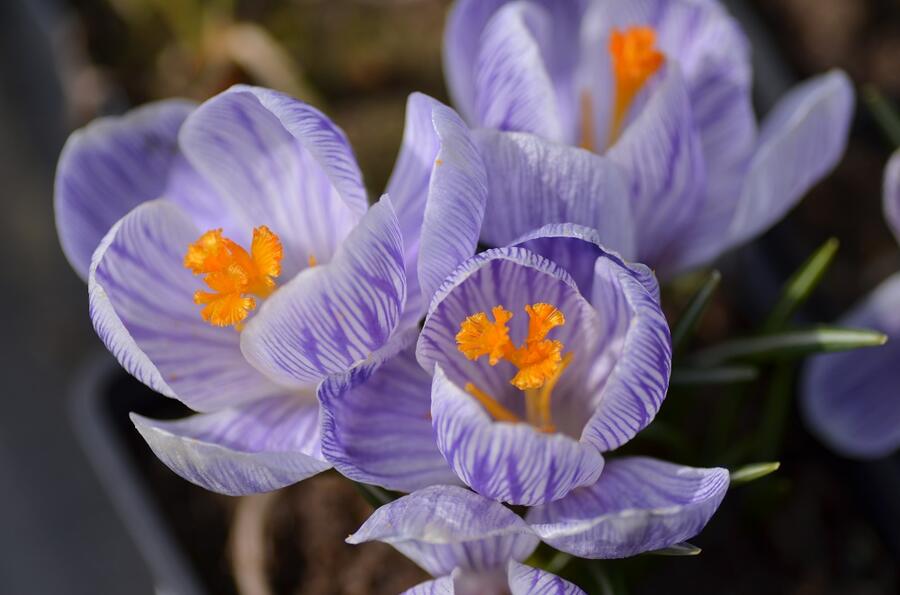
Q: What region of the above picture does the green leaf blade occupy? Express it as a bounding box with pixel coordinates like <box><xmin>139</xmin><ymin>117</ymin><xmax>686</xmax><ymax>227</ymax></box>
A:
<box><xmin>763</xmin><ymin>238</ymin><xmax>839</xmax><ymax>332</ymax></box>
<box><xmin>672</xmin><ymin>270</ymin><xmax>721</xmax><ymax>354</ymax></box>
<box><xmin>730</xmin><ymin>461</ymin><xmax>781</xmax><ymax>486</ymax></box>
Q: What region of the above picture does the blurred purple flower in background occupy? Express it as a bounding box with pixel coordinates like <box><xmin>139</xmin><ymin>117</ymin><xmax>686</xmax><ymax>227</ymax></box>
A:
<box><xmin>54</xmin><ymin>86</ymin><xmax>488</xmax><ymax>495</ymax></box>
<box><xmin>802</xmin><ymin>149</ymin><xmax>900</xmax><ymax>459</ymax></box>
<box><xmin>444</xmin><ymin>0</ymin><xmax>855</xmax><ymax>276</ymax></box>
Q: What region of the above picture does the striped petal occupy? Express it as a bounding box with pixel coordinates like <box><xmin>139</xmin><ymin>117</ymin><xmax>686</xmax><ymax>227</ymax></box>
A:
<box><xmin>507</xmin><ymin>561</ymin><xmax>586</xmax><ymax>595</ymax></box>
<box><xmin>721</xmin><ymin>71</ymin><xmax>854</xmax><ymax>262</ymax></box>
<box><xmin>55</xmin><ymin>99</ymin><xmax>194</xmax><ymax>280</ymax></box>
<box><xmin>347</xmin><ymin>485</ymin><xmax>539</xmax><ymax>576</ymax></box>
<box><xmin>89</xmin><ymin>200</ymin><xmax>288</xmax><ymax>412</ymax></box>
<box><xmin>431</xmin><ymin>366</ymin><xmax>605</xmax><ymax>505</ymax></box>
<box><xmin>318</xmin><ymin>329</ymin><xmax>460</xmax><ymax>492</ymax></box>
<box><xmin>131</xmin><ymin>395</ymin><xmax>328</xmax><ymax>496</ymax></box>
<box><xmin>387</xmin><ymin>93</ymin><xmax>488</xmax><ymax>322</ymax></box>
<box><xmin>475</xmin><ymin>130</ymin><xmax>635</xmax><ymax>259</ymax></box>
<box><xmin>882</xmin><ymin>149</ymin><xmax>900</xmax><ymax>246</ymax></box>
<box><xmin>802</xmin><ymin>273</ymin><xmax>900</xmax><ymax>458</ymax></box>
<box><xmin>179</xmin><ymin>85</ymin><xmax>366</xmax><ymax>277</ymax></box>
<box><xmin>580</xmin><ymin>255</ymin><xmax>671</xmax><ymax>452</ymax></box>
<box><xmin>606</xmin><ymin>66</ymin><xmax>706</xmax><ymax>272</ymax></box>
<box><xmin>403</xmin><ymin>578</ymin><xmax>455</xmax><ymax>595</ymax></box>
<box><xmin>240</xmin><ymin>197</ymin><xmax>406</xmax><ymax>387</ymax></box>
<box><xmin>528</xmin><ymin>457</ymin><xmax>729</xmax><ymax>558</ymax></box>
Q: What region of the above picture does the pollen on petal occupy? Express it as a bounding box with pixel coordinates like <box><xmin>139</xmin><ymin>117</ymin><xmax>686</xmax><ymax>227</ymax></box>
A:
<box><xmin>456</xmin><ymin>306</ymin><xmax>514</xmax><ymax>365</ymax></box>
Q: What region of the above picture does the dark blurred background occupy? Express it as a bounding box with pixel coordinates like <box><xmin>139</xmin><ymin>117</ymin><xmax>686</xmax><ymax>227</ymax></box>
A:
<box><xmin>1</xmin><ymin>0</ymin><xmax>898</xmax><ymax>593</ymax></box>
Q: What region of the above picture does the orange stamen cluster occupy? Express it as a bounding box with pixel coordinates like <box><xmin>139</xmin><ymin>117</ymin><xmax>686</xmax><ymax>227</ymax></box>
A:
<box><xmin>608</xmin><ymin>26</ymin><xmax>665</xmax><ymax>145</ymax></box>
<box><xmin>456</xmin><ymin>303</ymin><xmax>570</xmax><ymax>431</ymax></box>
<box><xmin>184</xmin><ymin>226</ymin><xmax>283</xmax><ymax>328</ymax></box>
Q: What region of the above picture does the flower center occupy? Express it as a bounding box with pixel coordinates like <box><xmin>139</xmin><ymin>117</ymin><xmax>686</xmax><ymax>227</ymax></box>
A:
<box><xmin>455</xmin><ymin>303</ymin><xmax>571</xmax><ymax>432</ymax></box>
<box><xmin>579</xmin><ymin>25</ymin><xmax>665</xmax><ymax>151</ymax></box>
<box><xmin>183</xmin><ymin>226</ymin><xmax>283</xmax><ymax>328</ymax></box>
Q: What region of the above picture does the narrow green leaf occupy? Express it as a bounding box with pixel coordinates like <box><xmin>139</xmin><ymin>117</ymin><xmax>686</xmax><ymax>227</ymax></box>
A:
<box><xmin>730</xmin><ymin>461</ymin><xmax>781</xmax><ymax>486</ymax></box>
<box><xmin>690</xmin><ymin>327</ymin><xmax>887</xmax><ymax>366</ymax></box>
<box><xmin>671</xmin><ymin>365</ymin><xmax>759</xmax><ymax>386</ymax></box>
<box><xmin>671</xmin><ymin>270</ymin><xmax>721</xmax><ymax>354</ymax></box>
<box><xmin>864</xmin><ymin>85</ymin><xmax>900</xmax><ymax>149</ymax></box>
<box><xmin>763</xmin><ymin>238</ymin><xmax>839</xmax><ymax>332</ymax></box>
<box><xmin>647</xmin><ymin>542</ymin><xmax>702</xmax><ymax>556</ymax></box>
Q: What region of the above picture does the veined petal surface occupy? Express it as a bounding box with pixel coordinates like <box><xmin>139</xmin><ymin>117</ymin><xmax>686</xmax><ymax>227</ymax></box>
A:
<box><xmin>528</xmin><ymin>457</ymin><xmax>729</xmax><ymax>558</ymax></box>
<box><xmin>507</xmin><ymin>561</ymin><xmax>586</xmax><ymax>595</ymax></box>
<box><xmin>179</xmin><ymin>85</ymin><xmax>366</xmax><ymax>277</ymax></box>
<box><xmin>882</xmin><ymin>149</ymin><xmax>900</xmax><ymax>246</ymax></box>
<box><xmin>131</xmin><ymin>395</ymin><xmax>328</xmax><ymax>496</ymax></box>
<box><xmin>55</xmin><ymin>99</ymin><xmax>194</xmax><ymax>280</ymax></box>
<box><xmin>241</xmin><ymin>198</ymin><xmax>406</xmax><ymax>386</ymax></box>
<box><xmin>347</xmin><ymin>485</ymin><xmax>539</xmax><ymax>576</ymax></box>
<box><xmin>90</xmin><ymin>200</ymin><xmax>289</xmax><ymax>412</ymax></box>
<box><xmin>318</xmin><ymin>329</ymin><xmax>459</xmax><ymax>492</ymax></box>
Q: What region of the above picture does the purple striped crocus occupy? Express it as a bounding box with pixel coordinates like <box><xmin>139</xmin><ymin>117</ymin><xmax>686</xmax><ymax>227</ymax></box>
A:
<box><xmin>802</xmin><ymin>149</ymin><xmax>900</xmax><ymax>459</ymax></box>
<box><xmin>443</xmin><ymin>0</ymin><xmax>855</xmax><ymax>276</ymax></box>
<box><xmin>55</xmin><ymin>87</ymin><xmax>487</xmax><ymax>495</ymax></box>
<box><xmin>319</xmin><ymin>224</ymin><xmax>730</xmax><ymax>550</ymax></box>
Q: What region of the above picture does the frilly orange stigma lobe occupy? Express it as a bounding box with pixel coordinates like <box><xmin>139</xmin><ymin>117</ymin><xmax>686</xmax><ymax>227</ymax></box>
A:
<box><xmin>607</xmin><ymin>25</ymin><xmax>665</xmax><ymax>146</ymax></box>
<box><xmin>183</xmin><ymin>226</ymin><xmax>283</xmax><ymax>328</ymax></box>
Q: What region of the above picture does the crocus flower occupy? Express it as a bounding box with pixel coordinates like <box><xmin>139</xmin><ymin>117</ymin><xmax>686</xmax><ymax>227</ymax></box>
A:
<box><xmin>54</xmin><ymin>87</ymin><xmax>487</xmax><ymax>495</ymax></box>
<box><xmin>443</xmin><ymin>0</ymin><xmax>854</xmax><ymax>276</ymax></box>
<box><xmin>319</xmin><ymin>224</ymin><xmax>730</xmax><ymax>553</ymax></box>
<box><xmin>802</xmin><ymin>149</ymin><xmax>900</xmax><ymax>459</ymax></box>
<box><xmin>348</xmin><ymin>475</ymin><xmax>728</xmax><ymax>593</ymax></box>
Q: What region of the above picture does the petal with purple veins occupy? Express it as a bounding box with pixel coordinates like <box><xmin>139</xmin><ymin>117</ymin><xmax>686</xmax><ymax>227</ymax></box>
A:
<box><xmin>131</xmin><ymin>395</ymin><xmax>329</xmax><ymax>496</ymax></box>
<box><xmin>55</xmin><ymin>99</ymin><xmax>194</xmax><ymax>280</ymax></box>
<box><xmin>507</xmin><ymin>561</ymin><xmax>586</xmax><ymax>595</ymax></box>
<box><xmin>90</xmin><ymin>200</ymin><xmax>290</xmax><ymax>412</ymax></box>
<box><xmin>528</xmin><ymin>457</ymin><xmax>729</xmax><ymax>558</ymax></box>
<box><xmin>347</xmin><ymin>485</ymin><xmax>539</xmax><ymax>576</ymax></box>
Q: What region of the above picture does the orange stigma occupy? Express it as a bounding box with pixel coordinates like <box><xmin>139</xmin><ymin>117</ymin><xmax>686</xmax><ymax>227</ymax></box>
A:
<box><xmin>608</xmin><ymin>26</ymin><xmax>665</xmax><ymax>145</ymax></box>
<box><xmin>455</xmin><ymin>303</ymin><xmax>569</xmax><ymax>431</ymax></box>
<box><xmin>184</xmin><ymin>226</ymin><xmax>283</xmax><ymax>328</ymax></box>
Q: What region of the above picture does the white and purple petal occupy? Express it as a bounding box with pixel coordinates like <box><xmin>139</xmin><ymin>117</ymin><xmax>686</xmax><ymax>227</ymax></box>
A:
<box><xmin>802</xmin><ymin>273</ymin><xmax>900</xmax><ymax>458</ymax></box>
<box><xmin>55</xmin><ymin>99</ymin><xmax>194</xmax><ymax>280</ymax></box>
<box><xmin>347</xmin><ymin>485</ymin><xmax>539</xmax><ymax>576</ymax></box>
<box><xmin>507</xmin><ymin>561</ymin><xmax>586</xmax><ymax>595</ymax></box>
<box><xmin>241</xmin><ymin>197</ymin><xmax>406</xmax><ymax>386</ymax></box>
<box><xmin>606</xmin><ymin>66</ymin><xmax>706</xmax><ymax>272</ymax></box>
<box><xmin>431</xmin><ymin>366</ymin><xmax>605</xmax><ymax>505</ymax></box>
<box><xmin>528</xmin><ymin>457</ymin><xmax>729</xmax><ymax>558</ymax></box>
<box><xmin>882</xmin><ymin>149</ymin><xmax>900</xmax><ymax>246</ymax></box>
<box><xmin>131</xmin><ymin>395</ymin><xmax>328</xmax><ymax>496</ymax></box>
<box><xmin>89</xmin><ymin>200</ymin><xmax>289</xmax><ymax>412</ymax></box>
<box><xmin>403</xmin><ymin>577</ymin><xmax>455</xmax><ymax>595</ymax></box>
<box><xmin>475</xmin><ymin>130</ymin><xmax>635</xmax><ymax>259</ymax></box>
<box><xmin>178</xmin><ymin>85</ymin><xmax>366</xmax><ymax>277</ymax></box>
<box><xmin>318</xmin><ymin>329</ymin><xmax>459</xmax><ymax>492</ymax></box>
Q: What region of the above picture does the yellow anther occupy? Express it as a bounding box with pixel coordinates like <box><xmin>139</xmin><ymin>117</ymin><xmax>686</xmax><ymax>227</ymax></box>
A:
<box><xmin>183</xmin><ymin>226</ymin><xmax>283</xmax><ymax>328</ymax></box>
<box><xmin>307</xmin><ymin>254</ymin><xmax>318</xmax><ymax>268</ymax></box>
<box><xmin>456</xmin><ymin>306</ymin><xmax>514</xmax><ymax>365</ymax></box>
<box><xmin>608</xmin><ymin>26</ymin><xmax>665</xmax><ymax>145</ymax></box>
<box><xmin>465</xmin><ymin>383</ymin><xmax>521</xmax><ymax>424</ymax></box>
<box><xmin>456</xmin><ymin>303</ymin><xmax>569</xmax><ymax>431</ymax></box>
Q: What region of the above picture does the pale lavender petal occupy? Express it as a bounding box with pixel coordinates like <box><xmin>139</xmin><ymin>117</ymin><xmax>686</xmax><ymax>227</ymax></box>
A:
<box><xmin>318</xmin><ymin>329</ymin><xmax>460</xmax><ymax>492</ymax></box>
<box><xmin>387</xmin><ymin>94</ymin><xmax>488</xmax><ymax>321</ymax></box>
<box><xmin>55</xmin><ymin>99</ymin><xmax>194</xmax><ymax>280</ymax></box>
<box><xmin>882</xmin><ymin>149</ymin><xmax>900</xmax><ymax>246</ymax></box>
<box><xmin>444</xmin><ymin>0</ymin><xmax>584</xmax><ymax>128</ymax></box>
<box><xmin>179</xmin><ymin>85</ymin><xmax>366</xmax><ymax>277</ymax></box>
<box><xmin>507</xmin><ymin>561</ymin><xmax>586</xmax><ymax>595</ymax></box>
<box><xmin>89</xmin><ymin>200</ymin><xmax>288</xmax><ymax>412</ymax></box>
<box><xmin>241</xmin><ymin>197</ymin><xmax>406</xmax><ymax>386</ymax></box>
<box><xmin>679</xmin><ymin>70</ymin><xmax>855</xmax><ymax>268</ymax></box>
<box><xmin>606</xmin><ymin>66</ymin><xmax>706</xmax><ymax>271</ymax></box>
<box><xmin>513</xmin><ymin>223</ymin><xmax>657</xmax><ymax>300</ymax></box>
<box><xmin>131</xmin><ymin>395</ymin><xmax>329</xmax><ymax>496</ymax></box>
<box><xmin>474</xmin><ymin>2</ymin><xmax>565</xmax><ymax>140</ymax></box>
<box><xmin>579</xmin><ymin>256</ymin><xmax>671</xmax><ymax>452</ymax></box>
<box><xmin>528</xmin><ymin>457</ymin><xmax>729</xmax><ymax>558</ymax></box>
<box><xmin>403</xmin><ymin>578</ymin><xmax>455</xmax><ymax>595</ymax></box>
<box><xmin>347</xmin><ymin>485</ymin><xmax>539</xmax><ymax>576</ymax></box>
<box><xmin>802</xmin><ymin>273</ymin><xmax>900</xmax><ymax>458</ymax></box>
<box><xmin>475</xmin><ymin>130</ymin><xmax>635</xmax><ymax>259</ymax></box>
<box><xmin>431</xmin><ymin>366</ymin><xmax>605</xmax><ymax>505</ymax></box>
